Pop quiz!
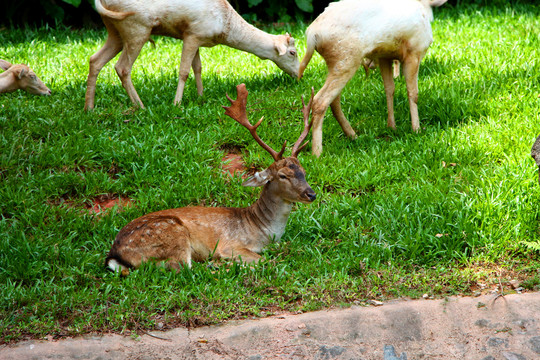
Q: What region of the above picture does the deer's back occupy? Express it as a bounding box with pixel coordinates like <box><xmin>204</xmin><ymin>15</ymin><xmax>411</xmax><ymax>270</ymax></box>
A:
<box><xmin>101</xmin><ymin>0</ymin><xmax>232</xmax><ymax>41</ymax></box>
<box><xmin>112</xmin><ymin>206</ymin><xmax>254</xmax><ymax>263</ymax></box>
<box><xmin>308</xmin><ymin>0</ymin><xmax>433</xmax><ymax>61</ymax></box>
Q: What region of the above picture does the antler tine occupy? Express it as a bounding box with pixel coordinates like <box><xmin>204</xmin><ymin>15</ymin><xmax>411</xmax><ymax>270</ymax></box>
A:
<box><xmin>222</xmin><ymin>84</ymin><xmax>282</xmax><ymax>161</ymax></box>
<box><xmin>291</xmin><ymin>87</ymin><xmax>315</xmax><ymax>158</ymax></box>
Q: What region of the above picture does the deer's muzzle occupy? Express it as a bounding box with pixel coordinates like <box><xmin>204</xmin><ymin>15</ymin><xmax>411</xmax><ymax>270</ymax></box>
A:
<box><xmin>303</xmin><ymin>187</ymin><xmax>317</xmax><ymax>203</ymax></box>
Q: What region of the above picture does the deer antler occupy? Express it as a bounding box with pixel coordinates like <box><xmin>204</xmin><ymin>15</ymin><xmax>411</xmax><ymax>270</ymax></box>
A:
<box><xmin>291</xmin><ymin>87</ymin><xmax>315</xmax><ymax>158</ymax></box>
<box><xmin>223</xmin><ymin>84</ymin><xmax>286</xmax><ymax>161</ymax></box>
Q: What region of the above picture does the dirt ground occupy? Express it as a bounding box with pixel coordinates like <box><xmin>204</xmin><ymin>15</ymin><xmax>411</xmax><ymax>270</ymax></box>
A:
<box><xmin>2</xmin><ymin>292</ymin><xmax>540</xmax><ymax>360</ymax></box>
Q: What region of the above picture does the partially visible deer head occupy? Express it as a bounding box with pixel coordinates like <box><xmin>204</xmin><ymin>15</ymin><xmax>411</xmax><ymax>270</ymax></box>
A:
<box><xmin>223</xmin><ymin>83</ymin><xmax>316</xmax><ymax>204</ymax></box>
<box><xmin>0</xmin><ymin>60</ymin><xmax>51</xmax><ymax>95</ymax></box>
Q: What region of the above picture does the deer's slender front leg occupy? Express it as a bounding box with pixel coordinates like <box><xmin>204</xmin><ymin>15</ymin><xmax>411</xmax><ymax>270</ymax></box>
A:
<box><xmin>218</xmin><ymin>246</ymin><xmax>262</xmax><ymax>264</ymax></box>
<box><xmin>311</xmin><ymin>65</ymin><xmax>358</xmax><ymax>157</ymax></box>
<box><xmin>174</xmin><ymin>37</ymin><xmax>201</xmax><ymax>106</ymax></box>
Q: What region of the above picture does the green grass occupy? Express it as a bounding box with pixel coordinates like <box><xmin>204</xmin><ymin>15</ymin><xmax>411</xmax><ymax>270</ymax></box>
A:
<box><xmin>1</xmin><ymin>3</ymin><xmax>540</xmax><ymax>343</ymax></box>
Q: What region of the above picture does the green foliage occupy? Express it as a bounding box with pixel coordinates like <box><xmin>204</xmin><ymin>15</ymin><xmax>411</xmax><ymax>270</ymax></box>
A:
<box><xmin>1</xmin><ymin>3</ymin><xmax>540</xmax><ymax>343</ymax></box>
<box><xmin>522</xmin><ymin>241</ymin><xmax>540</xmax><ymax>252</ymax></box>
<box><xmin>0</xmin><ymin>0</ymin><xmax>98</xmax><ymax>28</ymax></box>
<box><xmin>247</xmin><ymin>0</ymin><xmax>264</xmax><ymax>6</ymax></box>
<box><xmin>1</xmin><ymin>0</ymin><xmax>316</xmax><ymax>27</ymax></box>
<box><xmin>295</xmin><ymin>0</ymin><xmax>313</xmax><ymax>13</ymax></box>
<box><xmin>2</xmin><ymin>0</ymin><xmax>540</xmax><ymax>28</ymax></box>
<box><xmin>63</xmin><ymin>0</ymin><xmax>82</xmax><ymax>6</ymax></box>
<box><xmin>238</xmin><ymin>0</ymin><xmax>314</xmax><ymax>22</ymax></box>
<box><xmin>455</xmin><ymin>0</ymin><xmax>538</xmax><ymax>6</ymax></box>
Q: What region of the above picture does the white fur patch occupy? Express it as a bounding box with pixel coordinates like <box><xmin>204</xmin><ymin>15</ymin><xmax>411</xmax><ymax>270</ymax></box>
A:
<box><xmin>265</xmin><ymin>203</ymin><xmax>293</xmax><ymax>242</ymax></box>
<box><xmin>107</xmin><ymin>259</ymin><xmax>126</xmax><ymax>273</ymax></box>
<box><xmin>242</xmin><ymin>170</ymin><xmax>271</xmax><ymax>187</ymax></box>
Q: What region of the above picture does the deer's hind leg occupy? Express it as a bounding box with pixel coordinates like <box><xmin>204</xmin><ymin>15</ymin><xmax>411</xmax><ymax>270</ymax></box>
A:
<box><xmin>379</xmin><ymin>58</ymin><xmax>396</xmax><ymax>129</ymax></box>
<box><xmin>85</xmin><ymin>21</ymin><xmax>123</xmax><ymax>110</ymax></box>
<box><xmin>402</xmin><ymin>52</ymin><xmax>423</xmax><ymax>132</ymax></box>
<box><xmin>191</xmin><ymin>49</ymin><xmax>203</xmax><ymax>96</ymax></box>
<box><xmin>109</xmin><ymin>215</ymin><xmax>193</xmax><ymax>272</ymax></box>
<box><xmin>113</xmin><ymin>24</ymin><xmax>152</xmax><ymax>108</ymax></box>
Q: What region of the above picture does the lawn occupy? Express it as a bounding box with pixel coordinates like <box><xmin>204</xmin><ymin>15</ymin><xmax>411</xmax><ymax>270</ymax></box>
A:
<box><xmin>1</xmin><ymin>3</ymin><xmax>539</xmax><ymax>343</ymax></box>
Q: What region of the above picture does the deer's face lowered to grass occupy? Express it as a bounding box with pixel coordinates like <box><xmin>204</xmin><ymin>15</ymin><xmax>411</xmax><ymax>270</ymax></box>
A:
<box><xmin>0</xmin><ymin>59</ymin><xmax>51</xmax><ymax>96</ymax></box>
<box><xmin>106</xmin><ymin>84</ymin><xmax>316</xmax><ymax>275</ymax></box>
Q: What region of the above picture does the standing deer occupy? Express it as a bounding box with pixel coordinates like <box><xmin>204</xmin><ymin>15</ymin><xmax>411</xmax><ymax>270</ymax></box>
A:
<box><xmin>85</xmin><ymin>0</ymin><xmax>300</xmax><ymax>110</ymax></box>
<box><xmin>106</xmin><ymin>84</ymin><xmax>316</xmax><ymax>275</ymax></box>
<box><xmin>299</xmin><ymin>0</ymin><xmax>447</xmax><ymax>157</ymax></box>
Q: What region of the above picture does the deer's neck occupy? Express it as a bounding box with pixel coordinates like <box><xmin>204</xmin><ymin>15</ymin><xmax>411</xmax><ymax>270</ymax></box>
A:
<box><xmin>245</xmin><ymin>184</ymin><xmax>293</xmax><ymax>244</ymax></box>
<box><xmin>0</xmin><ymin>73</ymin><xmax>17</xmax><ymax>93</ymax></box>
<box><xmin>221</xmin><ymin>10</ymin><xmax>277</xmax><ymax>61</ymax></box>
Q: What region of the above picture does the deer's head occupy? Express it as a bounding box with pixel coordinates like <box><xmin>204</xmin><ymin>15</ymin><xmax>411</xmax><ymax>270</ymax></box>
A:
<box><xmin>223</xmin><ymin>84</ymin><xmax>316</xmax><ymax>204</ymax></box>
<box><xmin>0</xmin><ymin>60</ymin><xmax>51</xmax><ymax>96</ymax></box>
<box><xmin>273</xmin><ymin>34</ymin><xmax>300</xmax><ymax>78</ymax></box>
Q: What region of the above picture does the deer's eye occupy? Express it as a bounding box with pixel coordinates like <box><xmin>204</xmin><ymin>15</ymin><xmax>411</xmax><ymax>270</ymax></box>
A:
<box><xmin>279</xmin><ymin>173</ymin><xmax>288</xmax><ymax>179</ymax></box>
<box><xmin>289</xmin><ymin>50</ymin><xmax>296</xmax><ymax>57</ymax></box>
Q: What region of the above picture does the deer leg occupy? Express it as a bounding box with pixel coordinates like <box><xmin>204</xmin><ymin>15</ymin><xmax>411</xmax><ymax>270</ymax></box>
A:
<box><xmin>235</xmin><ymin>249</ymin><xmax>261</xmax><ymax>264</ymax></box>
<box><xmin>379</xmin><ymin>58</ymin><xmax>396</xmax><ymax>130</ymax></box>
<box><xmin>217</xmin><ymin>246</ymin><xmax>261</xmax><ymax>264</ymax></box>
<box><xmin>174</xmin><ymin>37</ymin><xmax>200</xmax><ymax>106</ymax></box>
<box><xmin>85</xmin><ymin>27</ymin><xmax>123</xmax><ymax>111</ymax></box>
<box><xmin>393</xmin><ymin>59</ymin><xmax>401</xmax><ymax>78</ymax></box>
<box><xmin>312</xmin><ymin>67</ymin><xmax>357</xmax><ymax>157</ymax></box>
<box><xmin>330</xmin><ymin>92</ymin><xmax>357</xmax><ymax>139</ymax></box>
<box><xmin>114</xmin><ymin>29</ymin><xmax>150</xmax><ymax>109</ymax></box>
<box><xmin>403</xmin><ymin>54</ymin><xmax>421</xmax><ymax>132</ymax></box>
<box><xmin>191</xmin><ymin>49</ymin><xmax>203</xmax><ymax>96</ymax></box>
<box><xmin>164</xmin><ymin>252</ymin><xmax>192</xmax><ymax>271</ymax></box>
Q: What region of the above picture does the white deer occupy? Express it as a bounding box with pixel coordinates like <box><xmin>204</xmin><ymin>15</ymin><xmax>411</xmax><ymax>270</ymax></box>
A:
<box><xmin>299</xmin><ymin>0</ymin><xmax>447</xmax><ymax>157</ymax></box>
<box><xmin>85</xmin><ymin>0</ymin><xmax>300</xmax><ymax>110</ymax></box>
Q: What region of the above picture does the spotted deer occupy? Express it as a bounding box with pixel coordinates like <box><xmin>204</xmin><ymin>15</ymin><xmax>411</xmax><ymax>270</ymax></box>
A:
<box><xmin>106</xmin><ymin>84</ymin><xmax>316</xmax><ymax>275</ymax></box>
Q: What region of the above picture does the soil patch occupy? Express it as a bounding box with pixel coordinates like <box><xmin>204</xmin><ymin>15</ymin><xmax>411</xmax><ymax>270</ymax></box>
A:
<box><xmin>221</xmin><ymin>153</ymin><xmax>247</xmax><ymax>178</ymax></box>
<box><xmin>50</xmin><ymin>194</ymin><xmax>133</xmax><ymax>216</ymax></box>
<box><xmin>85</xmin><ymin>194</ymin><xmax>132</xmax><ymax>215</ymax></box>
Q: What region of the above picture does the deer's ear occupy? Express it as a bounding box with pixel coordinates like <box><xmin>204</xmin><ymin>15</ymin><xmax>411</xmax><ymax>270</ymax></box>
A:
<box><xmin>275</xmin><ymin>41</ymin><xmax>288</xmax><ymax>56</ymax></box>
<box><xmin>288</xmin><ymin>36</ymin><xmax>295</xmax><ymax>46</ymax></box>
<box><xmin>0</xmin><ymin>60</ymin><xmax>12</xmax><ymax>71</ymax></box>
<box><xmin>15</xmin><ymin>67</ymin><xmax>27</xmax><ymax>79</ymax></box>
<box><xmin>242</xmin><ymin>169</ymin><xmax>273</xmax><ymax>187</ymax></box>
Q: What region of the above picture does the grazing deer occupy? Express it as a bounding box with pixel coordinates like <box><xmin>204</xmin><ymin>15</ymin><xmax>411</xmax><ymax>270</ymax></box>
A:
<box><xmin>85</xmin><ymin>0</ymin><xmax>300</xmax><ymax>110</ymax></box>
<box><xmin>0</xmin><ymin>59</ymin><xmax>51</xmax><ymax>96</ymax></box>
<box><xmin>106</xmin><ymin>84</ymin><xmax>316</xmax><ymax>275</ymax></box>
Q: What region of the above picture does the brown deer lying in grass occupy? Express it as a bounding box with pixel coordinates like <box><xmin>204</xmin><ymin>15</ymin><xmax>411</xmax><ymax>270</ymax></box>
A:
<box><xmin>0</xmin><ymin>60</ymin><xmax>51</xmax><ymax>96</ymax></box>
<box><xmin>106</xmin><ymin>84</ymin><xmax>316</xmax><ymax>275</ymax></box>
<box><xmin>85</xmin><ymin>0</ymin><xmax>300</xmax><ymax>110</ymax></box>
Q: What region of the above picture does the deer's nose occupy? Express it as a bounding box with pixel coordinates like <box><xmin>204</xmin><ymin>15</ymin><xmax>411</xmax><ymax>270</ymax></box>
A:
<box><xmin>305</xmin><ymin>189</ymin><xmax>317</xmax><ymax>202</ymax></box>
